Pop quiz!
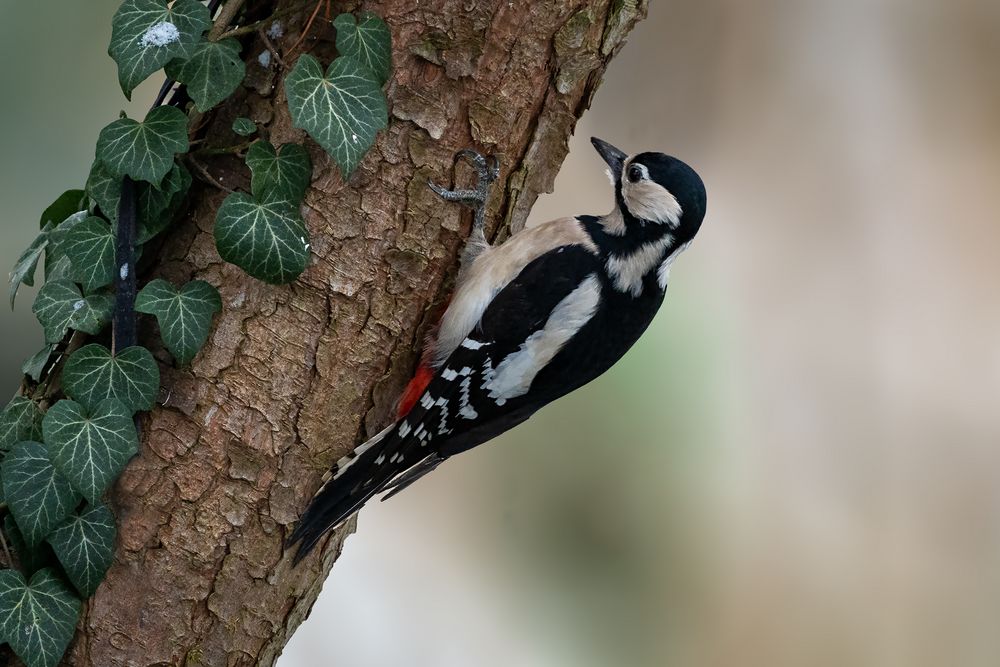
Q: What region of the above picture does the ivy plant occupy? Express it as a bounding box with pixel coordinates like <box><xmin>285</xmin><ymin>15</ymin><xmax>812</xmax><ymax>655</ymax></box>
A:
<box><xmin>1</xmin><ymin>2</ymin><xmax>393</xmax><ymax>664</ymax></box>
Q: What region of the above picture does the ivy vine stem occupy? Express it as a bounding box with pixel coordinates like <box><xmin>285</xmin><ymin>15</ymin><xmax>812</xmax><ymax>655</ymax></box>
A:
<box><xmin>208</xmin><ymin>0</ymin><xmax>248</xmax><ymax>40</ymax></box>
<box><xmin>217</xmin><ymin>0</ymin><xmax>317</xmax><ymax>40</ymax></box>
<box><xmin>112</xmin><ymin>176</ymin><xmax>137</xmax><ymax>354</ymax></box>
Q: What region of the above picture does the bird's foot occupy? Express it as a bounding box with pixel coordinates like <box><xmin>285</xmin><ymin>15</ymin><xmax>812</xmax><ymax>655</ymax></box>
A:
<box><xmin>428</xmin><ymin>149</ymin><xmax>500</xmax><ymax>233</ymax></box>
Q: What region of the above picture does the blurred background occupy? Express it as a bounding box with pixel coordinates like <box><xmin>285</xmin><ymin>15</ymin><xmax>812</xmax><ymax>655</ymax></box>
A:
<box><xmin>3</xmin><ymin>1</ymin><xmax>1000</xmax><ymax>665</ymax></box>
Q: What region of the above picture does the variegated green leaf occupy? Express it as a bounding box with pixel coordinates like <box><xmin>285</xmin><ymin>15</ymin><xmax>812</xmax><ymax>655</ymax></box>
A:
<box><xmin>44</xmin><ymin>211</ymin><xmax>88</xmax><ymax>280</ymax></box>
<box><xmin>39</xmin><ymin>190</ymin><xmax>86</xmax><ymax>230</ymax></box>
<box><xmin>165</xmin><ymin>38</ymin><xmax>246</xmax><ymax>112</ymax></box>
<box><xmin>136</xmin><ymin>279</ymin><xmax>221</xmax><ymax>365</ymax></box>
<box><xmin>2</xmin><ymin>442</ymin><xmax>80</xmax><ymax>548</ymax></box>
<box><xmin>87</xmin><ymin>159</ymin><xmax>191</xmax><ymax>243</ymax></box>
<box><xmin>46</xmin><ymin>504</ymin><xmax>116</xmax><ymax>598</ymax></box>
<box><xmin>0</xmin><ymin>396</ymin><xmax>44</xmax><ymax>453</ymax></box>
<box><xmin>0</xmin><ymin>568</ymin><xmax>81</xmax><ymax>667</ymax></box>
<box><xmin>31</xmin><ymin>281</ymin><xmax>114</xmax><ymax>343</ymax></box>
<box><xmin>62</xmin><ymin>344</ymin><xmax>160</xmax><ymax>413</ymax></box>
<box><xmin>42</xmin><ymin>399</ymin><xmax>138</xmax><ymax>503</ymax></box>
<box><xmin>96</xmin><ymin>106</ymin><xmax>190</xmax><ymax>186</ymax></box>
<box><xmin>334</xmin><ymin>12</ymin><xmax>393</xmax><ymax>85</ymax></box>
<box><xmin>246</xmin><ymin>141</ymin><xmax>312</xmax><ymax>202</ymax></box>
<box><xmin>22</xmin><ymin>345</ymin><xmax>56</xmax><ymax>383</ymax></box>
<box><xmin>232</xmin><ymin>117</ymin><xmax>256</xmax><ymax>136</ymax></box>
<box><xmin>3</xmin><ymin>515</ymin><xmax>55</xmax><ymax>576</ymax></box>
<box><xmin>109</xmin><ymin>0</ymin><xmax>212</xmax><ymax>98</ymax></box>
<box><xmin>9</xmin><ymin>222</ymin><xmax>54</xmax><ymax>308</ymax></box>
<box><xmin>285</xmin><ymin>54</ymin><xmax>387</xmax><ymax>176</ymax></box>
<box><xmin>214</xmin><ymin>192</ymin><xmax>310</xmax><ymax>284</ymax></box>
<box><xmin>56</xmin><ymin>217</ymin><xmax>116</xmax><ymax>293</ymax></box>
<box><xmin>85</xmin><ymin>159</ymin><xmax>121</xmax><ymax>221</ymax></box>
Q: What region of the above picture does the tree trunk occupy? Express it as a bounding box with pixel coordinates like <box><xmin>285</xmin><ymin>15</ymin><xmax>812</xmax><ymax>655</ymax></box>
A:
<box><xmin>64</xmin><ymin>1</ymin><xmax>646</xmax><ymax>664</ymax></box>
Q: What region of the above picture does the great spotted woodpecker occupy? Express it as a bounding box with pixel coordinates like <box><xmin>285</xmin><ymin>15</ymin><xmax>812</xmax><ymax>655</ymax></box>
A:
<box><xmin>288</xmin><ymin>138</ymin><xmax>707</xmax><ymax>562</ymax></box>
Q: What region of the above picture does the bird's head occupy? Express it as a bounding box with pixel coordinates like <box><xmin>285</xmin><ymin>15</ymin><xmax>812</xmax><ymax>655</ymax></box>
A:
<box><xmin>591</xmin><ymin>137</ymin><xmax>707</xmax><ymax>245</ymax></box>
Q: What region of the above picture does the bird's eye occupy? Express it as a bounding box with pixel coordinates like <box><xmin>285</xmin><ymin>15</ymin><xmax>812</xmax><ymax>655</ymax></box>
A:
<box><xmin>627</xmin><ymin>164</ymin><xmax>645</xmax><ymax>183</ymax></box>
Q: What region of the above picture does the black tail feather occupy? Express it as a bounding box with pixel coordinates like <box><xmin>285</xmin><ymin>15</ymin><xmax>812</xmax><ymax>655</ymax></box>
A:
<box><xmin>287</xmin><ymin>428</ymin><xmax>444</xmax><ymax>563</ymax></box>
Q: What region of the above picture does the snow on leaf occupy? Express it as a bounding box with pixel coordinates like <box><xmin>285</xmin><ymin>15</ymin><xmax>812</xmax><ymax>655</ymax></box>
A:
<box><xmin>109</xmin><ymin>0</ymin><xmax>211</xmax><ymax>98</ymax></box>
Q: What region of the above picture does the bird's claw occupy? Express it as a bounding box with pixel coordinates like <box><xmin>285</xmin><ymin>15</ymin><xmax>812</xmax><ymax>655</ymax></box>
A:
<box><xmin>428</xmin><ymin>149</ymin><xmax>500</xmax><ymax>231</ymax></box>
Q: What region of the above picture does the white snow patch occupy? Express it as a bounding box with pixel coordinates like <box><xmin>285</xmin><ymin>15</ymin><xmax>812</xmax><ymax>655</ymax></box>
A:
<box><xmin>258</xmin><ymin>50</ymin><xmax>272</xmax><ymax>68</ymax></box>
<box><xmin>140</xmin><ymin>22</ymin><xmax>180</xmax><ymax>48</ymax></box>
<box><xmin>119</xmin><ymin>263</ymin><xmax>129</xmax><ymax>280</ymax></box>
<box><xmin>267</xmin><ymin>21</ymin><xmax>285</xmax><ymax>39</ymax></box>
<box><xmin>72</xmin><ymin>300</ymin><xmax>85</xmax><ymax>311</ymax></box>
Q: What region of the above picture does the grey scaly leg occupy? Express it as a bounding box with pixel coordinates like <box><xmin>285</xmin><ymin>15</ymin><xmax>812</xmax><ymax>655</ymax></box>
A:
<box><xmin>429</xmin><ymin>149</ymin><xmax>500</xmax><ymax>272</ymax></box>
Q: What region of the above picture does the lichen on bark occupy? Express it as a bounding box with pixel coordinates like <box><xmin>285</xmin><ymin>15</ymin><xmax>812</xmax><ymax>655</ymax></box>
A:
<box><xmin>58</xmin><ymin>1</ymin><xmax>647</xmax><ymax>664</ymax></box>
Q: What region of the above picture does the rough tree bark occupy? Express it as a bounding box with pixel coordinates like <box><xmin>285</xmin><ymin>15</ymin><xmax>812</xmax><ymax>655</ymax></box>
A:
<box><xmin>61</xmin><ymin>1</ymin><xmax>647</xmax><ymax>664</ymax></box>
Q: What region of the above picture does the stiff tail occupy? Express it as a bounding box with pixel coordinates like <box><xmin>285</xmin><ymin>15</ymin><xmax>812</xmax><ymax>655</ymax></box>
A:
<box><xmin>288</xmin><ymin>361</ymin><xmax>445</xmax><ymax>563</ymax></box>
<box><xmin>287</xmin><ymin>424</ymin><xmax>441</xmax><ymax>562</ymax></box>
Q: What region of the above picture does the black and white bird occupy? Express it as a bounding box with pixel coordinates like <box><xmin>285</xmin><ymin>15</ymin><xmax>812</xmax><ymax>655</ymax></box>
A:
<box><xmin>288</xmin><ymin>138</ymin><xmax>707</xmax><ymax>562</ymax></box>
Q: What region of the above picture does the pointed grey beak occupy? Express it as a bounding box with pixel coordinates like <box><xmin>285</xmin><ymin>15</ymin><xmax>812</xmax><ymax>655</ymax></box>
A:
<box><xmin>591</xmin><ymin>137</ymin><xmax>627</xmax><ymax>181</ymax></box>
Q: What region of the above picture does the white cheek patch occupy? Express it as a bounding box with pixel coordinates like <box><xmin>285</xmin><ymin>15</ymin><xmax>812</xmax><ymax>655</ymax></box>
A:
<box><xmin>486</xmin><ymin>274</ymin><xmax>602</xmax><ymax>401</ymax></box>
<box><xmin>623</xmin><ymin>180</ymin><xmax>682</xmax><ymax>227</ymax></box>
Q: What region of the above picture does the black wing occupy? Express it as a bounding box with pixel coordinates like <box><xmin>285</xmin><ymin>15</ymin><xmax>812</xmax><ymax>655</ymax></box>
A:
<box><xmin>288</xmin><ymin>243</ymin><xmax>601</xmax><ymax>560</ymax></box>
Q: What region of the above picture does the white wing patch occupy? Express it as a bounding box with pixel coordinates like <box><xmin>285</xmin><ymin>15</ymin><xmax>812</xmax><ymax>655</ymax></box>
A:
<box><xmin>432</xmin><ymin>218</ymin><xmax>598</xmax><ymax>367</ymax></box>
<box><xmin>486</xmin><ymin>273</ymin><xmax>602</xmax><ymax>402</ymax></box>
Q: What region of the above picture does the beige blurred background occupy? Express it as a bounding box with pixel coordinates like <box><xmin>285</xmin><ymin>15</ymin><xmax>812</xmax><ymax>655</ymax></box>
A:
<box><xmin>3</xmin><ymin>2</ymin><xmax>1000</xmax><ymax>666</ymax></box>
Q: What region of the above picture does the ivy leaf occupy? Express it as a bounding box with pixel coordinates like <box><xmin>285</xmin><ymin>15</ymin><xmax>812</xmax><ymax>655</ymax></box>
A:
<box><xmin>246</xmin><ymin>141</ymin><xmax>312</xmax><ymax>202</ymax></box>
<box><xmin>96</xmin><ymin>106</ymin><xmax>190</xmax><ymax>186</ymax></box>
<box><xmin>44</xmin><ymin>211</ymin><xmax>89</xmax><ymax>280</ymax></box>
<box><xmin>46</xmin><ymin>504</ymin><xmax>116</xmax><ymax>598</ymax></box>
<box><xmin>0</xmin><ymin>396</ymin><xmax>44</xmax><ymax>453</ymax></box>
<box><xmin>0</xmin><ymin>568</ymin><xmax>81</xmax><ymax>667</ymax></box>
<box><xmin>2</xmin><ymin>442</ymin><xmax>81</xmax><ymax>548</ymax></box>
<box><xmin>286</xmin><ymin>54</ymin><xmax>388</xmax><ymax>176</ymax></box>
<box><xmin>334</xmin><ymin>12</ymin><xmax>393</xmax><ymax>85</ymax></box>
<box><xmin>136</xmin><ymin>279</ymin><xmax>221</xmax><ymax>365</ymax></box>
<box><xmin>232</xmin><ymin>117</ymin><xmax>256</xmax><ymax>136</ymax></box>
<box><xmin>3</xmin><ymin>516</ymin><xmax>55</xmax><ymax>576</ymax></box>
<box><xmin>109</xmin><ymin>0</ymin><xmax>212</xmax><ymax>98</ymax></box>
<box><xmin>54</xmin><ymin>217</ymin><xmax>116</xmax><ymax>293</ymax></box>
<box><xmin>32</xmin><ymin>281</ymin><xmax>114</xmax><ymax>343</ymax></box>
<box><xmin>165</xmin><ymin>38</ymin><xmax>246</xmax><ymax>112</ymax></box>
<box><xmin>22</xmin><ymin>345</ymin><xmax>56</xmax><ymax>383</ymax></box>
<box><xmin>137</xmin><ymin>161</ymin><xmax>192</xmax><ymax>243</ymax></box>
<box><xmin>62</xmin><ymin>344</ymin><xmax>160</xmax><ymax>414</ymax></box>
<box><xmin>42</xmin><ymin>399</ymin><xmax>138</xmax><ymax>504</ymax></box>
<box><xmin>88</xmin><ymin>160</ymin><xmax>191</xmax><ymax>242</ymax></box>
<box><xmin>39</xmin><ymin>190</ymin><xmax>86</xmax><ymax>230</ymax></box>
<box><xmin>214</xmin><ymin>192</ymin><xmax>310</xmax><ymax>284</ymax></box>
<box><xmin>85</xmin><ymin>160</ymin><xmax>122</xmax><ymax>221</ymax></box>
<box><xmin>9</xmin><ymin>222</ymin><xmax>54</xmax><ymax>309</ymax></box>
